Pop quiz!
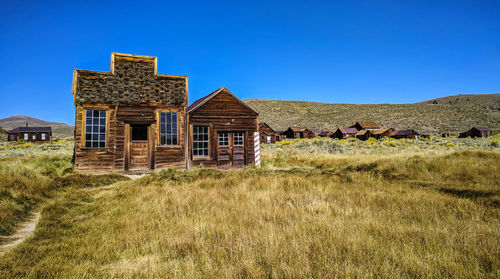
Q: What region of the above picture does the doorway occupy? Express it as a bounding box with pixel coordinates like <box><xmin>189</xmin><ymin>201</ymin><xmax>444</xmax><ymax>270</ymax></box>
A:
<box><xmin>129</xmin><ymin>124</ymin><xmax>149</xmax><ymax>170</ymax></box>
<box><xmin>217</xmin><ymin>131</ymin><xmax>246</xmax><ymax>168</ymax></box>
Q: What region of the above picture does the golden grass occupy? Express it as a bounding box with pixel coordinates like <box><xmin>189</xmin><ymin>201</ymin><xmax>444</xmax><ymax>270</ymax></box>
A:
<box><xmin>1</xmin><ymin>148</ymin><xmax>499</xmax><ymax>278</ymax></box>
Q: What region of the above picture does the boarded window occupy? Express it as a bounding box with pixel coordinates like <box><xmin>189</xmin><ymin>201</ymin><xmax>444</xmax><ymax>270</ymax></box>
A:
<box><xmin>218</xmin><ymin>132</ymin><xmax>229</xmax><ymax>146</ymax></box>
<box><xmin>85</xmin><ymin>110</ymin><xmax>106</xmax><ymax>148</ymax></box>
<box><xmin>193</xmin><ymin>126</ymin><xmax>209</xmax><ymax>157</ymax></box>
<box><xmin>234</xmin><ymin>132</ymin><xmax>244</xmax><ymax>146</ymax></box>
<box><xmin>160</xmin><ymin>112</ymin><xmax>178</xmax><ymax>145</ymax></box>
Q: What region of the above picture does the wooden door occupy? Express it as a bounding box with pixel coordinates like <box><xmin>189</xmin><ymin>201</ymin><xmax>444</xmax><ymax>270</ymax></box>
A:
<box><xmin>129</xmin><ymin>124</ymin><xmax>149</xmax><ymax>170</ymax></box>
<box><xmin>217</xmin><ymin>131</ymin><xmax>246</xmax><ymax>168</ymax></box>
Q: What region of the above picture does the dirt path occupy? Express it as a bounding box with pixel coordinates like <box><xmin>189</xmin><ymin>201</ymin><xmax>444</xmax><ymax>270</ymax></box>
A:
<box><xmin>0</xmin><ymin>212</ymin><xmax>41</xmax><ymax>253</ymax></box>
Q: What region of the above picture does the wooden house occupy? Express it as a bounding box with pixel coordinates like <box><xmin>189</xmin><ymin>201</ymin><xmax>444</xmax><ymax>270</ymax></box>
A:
<box><xmin>458</xmin><ymin>126</ymin><xmax>492</xmax><ymax>138</ymax></box>
<box><xmin>7</xmin><ymin>125</ymin><xmax>52</xmax><ymax>142</ymax></box>
<box><xmin>371</xmin><ymin>128</ymin><xmax>394</xmax><ymax>139</ymax></box>
<box><xmin>310</xmin><ymin>129</ymin><xmax>332</xmax><ymax>137</ymax></box>
<box><xmin>355</xmin><ymin>129</ymin><xmax>374</xmax><ymax>141</ymax></box>
<box><xmin>187</xmin><ymin>87</ymin><xmax>259</xmax><ymax>169</ymax></box>
<box><xmin>72</xmin><ymin>53</ymin><xmax>188</xmax><ymax>173</ymax></box>
<box><xmin>282</xmin><ymin>126</ymin><xmax>315</xmax><ymax>139</ymax></box>
<box><xmin>390</xmin><ymin>129</ymin><xmax>419</xmax><ymax>139</ymax></box>
<box><xmin>259</xmin><ymin>122</ymin><xmax>277</xmax><ymax>144</ymax></box>
<box><xmin>276</xmin><ymin>131</ymin><xmax>287</xmax><ymax>141</ymax></box>
<box><xmin>350</xmin><ymin>121</ymin><xmax>380</xmax><ymax>131</ymax></box>
<box><xmin>331</xmin><ymin>127</ymin><xmax>358</xmax><ymax>139</ymax></box>
<box><xmin>441</xmin><ymin>133</ymin><xmax>451</xmax><ymax>138</ymax></box>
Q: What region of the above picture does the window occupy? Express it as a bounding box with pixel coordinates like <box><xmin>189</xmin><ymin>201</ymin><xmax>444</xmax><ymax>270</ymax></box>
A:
<box><xmin>160</xmin><ymin>112</ymin><xmax>177</xmax><ymax>145</ymax></box>
<box><xmin>193</xmin><ymin>126</ymin><xmax>209</xmax><ymax>157</ymax></box>
<box><xmin>41</xmin><ymin>133</ymin><xmax>46</xmax><ymax>140</ymax></box>
<box><xmin>85</xmin><ymin>110</ymin><xmax>106</xmax><ymax>148</ymax></box>
<box><xmin>32</xmin><ymin>135</ymin><xmax>36</xmax><ymax>141</ymax></box>
<box><xmin>267</xmin><ymin>136</ymin><xmax>271</xmax><ymax>144</ymax></box>
<box><xmin>24</xmin><ymin>133</ymin><xmax>28</xmax><ymax>140</ymax></box>
<box><xmin>132</xmin><ymin>125</ymin><xmax>148</xmax><ymax>140</ymax></box>
<box><xmin>234</xmin><ymin>132</ymin><xmax>244</xmax><ymax>146</ymax></box>
<box><xmin>218</xmin><ymin>132</ymin><xmax>229</xmax><ymax>146</ymax></box>
<box><xmin>9</xmin><ymin>134</ymin><xmax>14</xmax><ymax>140</ymax></box>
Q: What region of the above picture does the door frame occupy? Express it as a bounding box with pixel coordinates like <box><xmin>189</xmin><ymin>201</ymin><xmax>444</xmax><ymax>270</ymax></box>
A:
<box><xmin>125</xmin><ymin>123</ymin><xmax>155</xmax><ymax>171</ymax></box>
<box><xmin>216</xmin><ymin>130</ymin><xmax>247</xmax><ymax>168</ymax></box>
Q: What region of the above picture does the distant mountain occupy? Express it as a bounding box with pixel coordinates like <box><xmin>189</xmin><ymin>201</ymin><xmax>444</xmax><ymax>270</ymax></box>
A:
<box><xmin>244</xmin><ymin>94</ymin><xmax>500</xmax><ymax>135</ymax></box>
<box><xmin>0</xmin><ymin>115</ymin><xmax>74</xmax><ymax>138</ymax></box>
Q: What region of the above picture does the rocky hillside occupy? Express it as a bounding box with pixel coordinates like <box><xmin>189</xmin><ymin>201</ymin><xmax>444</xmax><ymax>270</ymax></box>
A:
<box><xmin>245</xmin><ymin>94</ymin><xmax>500</xmax><ymax>135</ymax></box>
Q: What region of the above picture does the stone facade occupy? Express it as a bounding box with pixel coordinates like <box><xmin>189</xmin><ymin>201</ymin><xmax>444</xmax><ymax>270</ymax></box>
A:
<box><xmin>73</xmin><ymin>53</ymin><xmax>187</xmax><ymax>106</ymax></box>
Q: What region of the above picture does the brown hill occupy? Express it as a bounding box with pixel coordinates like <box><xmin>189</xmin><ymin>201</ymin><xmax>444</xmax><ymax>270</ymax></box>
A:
<box><xmin>245</xmin><ymin>94</ymin><xmax>500</xmax><ymax>135</ymax></box>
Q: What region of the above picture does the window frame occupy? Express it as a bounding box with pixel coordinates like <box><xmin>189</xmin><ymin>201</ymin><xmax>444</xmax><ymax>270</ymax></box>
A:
<box><xmin>192</xmin><ymin>125</ymin><xmax>210</xmax><ymax>158</ymax></box>
<box><xmin>158</xmin><ymin>111</ymin><xmax>179</xmax><ymax>146</ymax></box>
<box><xmin>41</xmin><ymin>133</ymin><xmax>46</xmax><ymax>140</ymax></box>
<box><xmin>82</xmin><ymin>109</ymin><xmax>108</xmax><ymax>149</ymax></box>
<box><xmin>218</xmin><ymin>132</ymin><xmax>229</xmax><ymax>147</ymax></box>
<box><xmin>233</xmin><ymin>132</ymin><xmax>245</xmax><ymax>146</ymax></box>
<box><xmin>24</xmin><ymin>133</ymin><xmax>28</xmax><ymax>140</ymax></box>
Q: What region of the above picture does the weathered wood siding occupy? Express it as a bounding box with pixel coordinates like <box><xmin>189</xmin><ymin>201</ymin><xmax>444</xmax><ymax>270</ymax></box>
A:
<box><xmin>73</xmin><ymin>53</ymin><xmax>188</xmax><ymax>173</ymax></box>
<box><xmin>188</xmin><ymin>91</ymin><xmax>258</xmax><ymax>168</ymax></box>
<box><xmin>74</xmin><ymin>104</ymin><xmax>186</xmax><ymax>173</ymax></box>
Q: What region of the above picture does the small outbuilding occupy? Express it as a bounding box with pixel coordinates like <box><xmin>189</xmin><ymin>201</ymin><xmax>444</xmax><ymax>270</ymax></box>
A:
<box><xmin>458</xmin><ymin>126</ymin><xmax>492</xmax><ymax>138</ymax></box>
<box><xmin>276</xmin><ymin>131</ymin><xmax>287</xmax><ymax>141</ymax></box>
<box><xmin>282</xmin><ymin>126</ymin><xmax>315</xmax><ymax>139</ymax></box>
<box><xmin>331</xmin><ymin>127</ymin><xmax>358</xmax><ymax>139</ymax></box>
<box><xmin>8</xmin><ymin>125</ymin><xmax>52</xmax><ymax>142</ymax></box>
<box><xmin>355</xmin><ymin>129</ymin><xmax>374</xmax><ymax>141</ymax></box>
<box><xmin>259</xmin><ymin>122</ymin><xmax>277</xmax><ymax>144</ymax></box>
<box><xmin>350</xmin><ymin>121</ymin><xmax>380</xmax><ymax>131</ymax></box>
<box><xmin>187</xmin><ymin>87</ymin><xmax>259</xmax><ymax>169</ymax></box>
<box><xmin>371</xmin><ymin>128</ymin><xmax>394</xmax><ymax>139</ymax></box>
<box><xmin>390</xmin><ymin>129</ymin><xmax>419</xmax><ymax>139</ymax></box>
<box><xmin>310</xmin><ymin>129</ymin><xmax>331</xmax><ymax>137</ymax></box>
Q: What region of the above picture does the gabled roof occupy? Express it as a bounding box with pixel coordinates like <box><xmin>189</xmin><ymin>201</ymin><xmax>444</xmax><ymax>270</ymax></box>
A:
<box><xmin>391</xmin><ymin>129</ymin><xmax>418</xmax><ymax>136</ymax></box>
<box><xmin>288</xmin><ymin>126</ymin><xmax>309</xmax><ymax>132</ymax></box>
<box><xmin>371</xmin><ymin>128</ymin><xmax>394</xmax><ymax>135</ymax></box>
<box><xmin>9</xmin><ymin>127</ymin><xmax>52</xmax><ymax>133</ymax></box>
<box><xmin>352</xmin><ymin>121</ymin><xmax>380</xmax><ymax>129</ymax></box>
<box><xmin>187</xmin><ymin>87</ymin><xmax>258</xmax><ymax>115</ymax></box>
<box><xmin>472</xmin><ymin>126</ymin><xmax>490</xmax><ymax>132</ymax></box>
<box><xmin>338</xmin><ymin>127</ymin><xmax>358</xmax><ymax>134</ymax></box>
<box><xmin>259</xmin><ymin>122</ymin><xmax>277</xmax><ymax>134</ymax></box>
<box><xmin>356</xmin><ymin>130</ymin><xmax>370</xmax><ymax>136</ymax></box>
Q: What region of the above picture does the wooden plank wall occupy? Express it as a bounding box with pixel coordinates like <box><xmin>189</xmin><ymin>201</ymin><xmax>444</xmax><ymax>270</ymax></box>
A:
<box><xmin>74</xmin><ymin>105</ymin><xmax>186</xmax><ymax>173</ymax></box>
<box><xmin>188</xmin><ymin>91</ymin><xmax>258</xmax><ymax>168</ymax></box>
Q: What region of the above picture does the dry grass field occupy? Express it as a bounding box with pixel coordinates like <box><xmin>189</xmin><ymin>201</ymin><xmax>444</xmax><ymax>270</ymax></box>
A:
<box><xmin>0</xmin><ymin>138</ymin><xmax>499</xmax><ymax>278</ymax></box>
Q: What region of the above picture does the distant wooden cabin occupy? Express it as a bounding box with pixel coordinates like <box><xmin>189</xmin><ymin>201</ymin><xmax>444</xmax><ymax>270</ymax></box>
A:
<box><xmin>390</xmin><ymin>129</ymin><xmax>419</xmax><ymax>139</ymax></box>
<box><xmin>72</xmin><ymin>53</ymin><xmax>188</xmax><ymax>173</ymax></box>
<box><xmin>350</xmin><ymin>121</ymin><xmax>380</xmax><ymax>131</ymax></box>
<box><xmin>7</xmin><ymin>125</ymin><xmax>52</xmax><ymax>142</ymax></box>
<box><xmin>458</xmin><ymin>126</ymin><xmax>492</xmax><ymax>138</ymax></box>
<box><xmin>259</xmin><ymin>122</ymin><xmax>277</xmax><ymax>144</ymax></box>
<box><xmin>310</xmin><ymin>129</ymin><xmax>331</xmax><ymax>137</ymax></box>
<box><xmin>371</xmin><ymin>128</ymin><xmax>394</xmax><ymax>139</ymax></box>
<box><xmin>441</xmin><ymin>133</ymin><xmax>451</xmax><ymax>138</ymax></box>
<box><xmin>276</xmin><ymin>131</ymin><xmax>287</xmax><ymax>141</ymax></box>
<box><xmin>355</xmin><ymin>130</ymin><xmax>374</xmax><ymax>141</ymax></box>
<box><xmin>187</xmin><ymin>87</ymin><xmax>259</xmax><ymax>169</ymax></box>
<box><xmin>282</xmin><ymin>126</ymin><xmax>315</xmax><ymax>139</ymax></box>
<box><xmin>332</xmin><ymin>127</ymin><xmax>358</xmax><ymax>139</ymax></box>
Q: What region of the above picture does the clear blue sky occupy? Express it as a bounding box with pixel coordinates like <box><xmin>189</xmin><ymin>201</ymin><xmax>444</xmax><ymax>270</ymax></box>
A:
<box><xmin>1</xmin><ymin>0</ymin><xmax>499</xmax><ymax>124</ymax></box>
